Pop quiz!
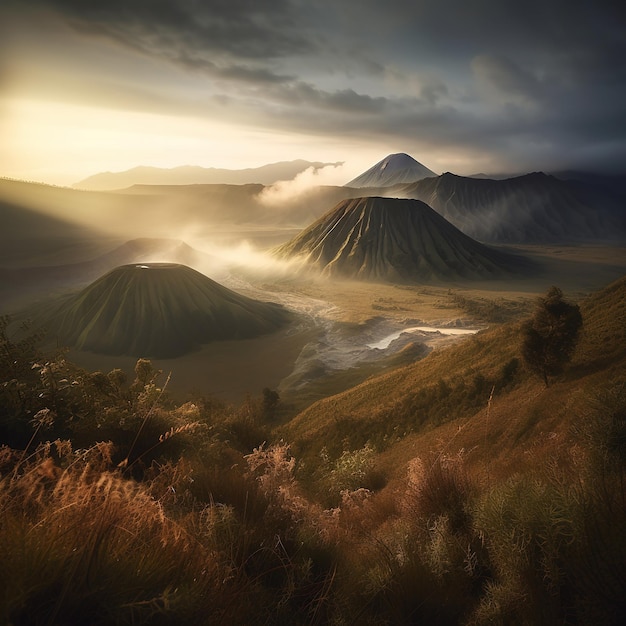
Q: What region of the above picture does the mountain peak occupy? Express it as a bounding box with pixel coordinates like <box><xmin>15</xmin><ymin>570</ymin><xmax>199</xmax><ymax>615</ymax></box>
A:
<box><xmin>346</xmin><ymin>153</ymin><xmax>437</xmax><ymax>188</ymax></box>
<box><xmin>274</xmin><ymin>196</ymin><xmax>528</xmax><ymax>282</ymax></box>
<box><xmin>40</xmin><ymin>264</ymin><xmax>292</xmax><ymax>357</ymax></box>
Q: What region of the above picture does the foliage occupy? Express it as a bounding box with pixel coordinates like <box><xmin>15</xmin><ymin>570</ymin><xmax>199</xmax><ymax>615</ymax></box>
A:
<box><xmin>521</xmin><ymin>286</ymin><xmax>583</xmax><ymax>386</ymax></box>
<box><xmin>0</xmin><ymin>442</ymin><xmax>241</xmax><ymax>625</ymax></box>
<box><xmin>2</xmin><ymin>276</ymin><xmax>626</xmax><ymax>623</ymax></box>
<box><xmin>449</xmin><ymin>292</ymin><xmax>532</xmax><ymax>323</ymax></box>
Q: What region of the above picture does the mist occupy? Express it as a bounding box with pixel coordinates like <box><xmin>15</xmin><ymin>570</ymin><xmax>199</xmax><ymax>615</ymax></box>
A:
<box><xmin>256</xmin><ymin>161</ymin><xmax>364</xmax><ymax>209</ymax></box>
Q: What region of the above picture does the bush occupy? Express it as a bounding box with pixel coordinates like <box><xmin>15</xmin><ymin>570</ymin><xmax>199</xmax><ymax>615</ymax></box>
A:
<box><xmin>522</xmin><ymin>287</ymin><xmax>582</xmax><ymax>386</ymax></box>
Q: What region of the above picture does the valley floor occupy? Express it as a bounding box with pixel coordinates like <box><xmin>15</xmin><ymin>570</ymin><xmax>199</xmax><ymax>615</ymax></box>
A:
<box><xmin>5</xmin><ymin>241</ymin><xmax>626</xmax><ymax>410</ymax></box>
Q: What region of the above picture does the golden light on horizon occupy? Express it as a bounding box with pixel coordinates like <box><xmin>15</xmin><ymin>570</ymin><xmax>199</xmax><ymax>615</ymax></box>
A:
<box><xmin>1</xmin><ymin>98</ymin><xmax>218</xmax><ymax>184</ymax></box>
<box><xmin>1</xmin><ymin>96</ymin><xmax>330</xmax><ymax>186</ymax></box>
<box><xmin>1</xmin><ymin>96</ymin><xmax>386</xmax><ymax>187</ymax></box>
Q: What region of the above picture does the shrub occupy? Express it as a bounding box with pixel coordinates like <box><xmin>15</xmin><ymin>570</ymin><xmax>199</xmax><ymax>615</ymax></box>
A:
<box><xmin>521</xmin><ymin>287</ymin><xmax>583</xmax><ymax>386</ymax></box>
<box><xmin>470</xmin><ymin>475</ymin><xmax>579</xmax><ymax>624</ymax></box>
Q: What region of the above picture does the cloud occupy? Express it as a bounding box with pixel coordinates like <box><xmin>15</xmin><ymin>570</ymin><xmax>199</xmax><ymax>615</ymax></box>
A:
<box><xmin>29</xmin><ymin>0</ymin><xmax>315</xmax><ymax>61</ymax></box>
<box><xmin>257</xmin><ymin>163</ymin><xmax>355</xmax><ymax>208</ymax></box>
<box><xmin>471</xmin><ymin>54</ymin><xmax>544</xmax><ymax>109</ymax></box>
<box><xmin>3</xmin><ymin>0</ymin><xmax>626</xmax><ymax>176</ymax></box>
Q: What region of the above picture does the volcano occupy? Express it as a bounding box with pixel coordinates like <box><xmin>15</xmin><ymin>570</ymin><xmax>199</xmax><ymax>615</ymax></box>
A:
<box><xmin>274</xmin><ymin>197</ymin><xmax>530</xmax><ymax>282</ymax></box>
<box><xmin>346</xmin><ymin>153</ymin><xmax>437</xmax><ymax>188</ymax></box>
<box><xmin>41</xmin><ymin>264</ymin><xmax>292</xmax><ymax>357</ymax></box>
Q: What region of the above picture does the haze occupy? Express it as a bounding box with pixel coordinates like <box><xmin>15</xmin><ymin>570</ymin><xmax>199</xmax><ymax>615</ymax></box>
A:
<box><xmin>2</xmin><ymin>1</ymin><xmax>625</xmax><ymax>186</ymax></box>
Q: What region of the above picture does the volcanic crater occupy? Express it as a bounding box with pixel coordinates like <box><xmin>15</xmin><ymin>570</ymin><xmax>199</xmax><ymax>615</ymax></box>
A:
<box><xmin>274</xmin><ymin>196</ymin><xmax>531</xmax><ymax>282</ymax></box>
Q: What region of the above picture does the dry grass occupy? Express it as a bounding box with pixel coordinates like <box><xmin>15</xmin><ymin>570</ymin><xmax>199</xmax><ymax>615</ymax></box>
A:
<box><xmin>282</xmin><ymin>276</ymin><xmax>626</xmax><ymax>482</ymax></box>
<box><xmin>0</xmin><ymin>442</ymin><xmax>243</xmax><ymax>625</ymax></box>
<box><xmin>2</xmin><ymin>271</ymin><xmax>626</xmax><ymax>624</ymax></box>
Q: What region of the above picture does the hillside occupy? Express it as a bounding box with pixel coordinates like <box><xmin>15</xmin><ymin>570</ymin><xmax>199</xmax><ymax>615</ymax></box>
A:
<box><xmin>0</xmin><ymin>178</ymin><xmax>372</xmax><ymax>251</ymax></box>
<box><xmin>398</xmin><ymin>172</ymin><xmax>626</xmax><ymax>243</ymax></box>
<box><xmin>39</xmin><ymin>263</ymin><xmax>292</xmax><ymax>358</ymax></box>
<box><xmin>345</xmin><ymin>153</ymin><xmax>437</xmax><ymax>187</ymax></box>
<box><xmin>2</xmin><ymin>275</ymin><xmax>625</xmax><ymax>625</ymax></box>
<box><xmin>274</xmin><ymin>196</ymin><xmax>532</xmax><ymax>282</ymax></box>
<box><xmin>282</xmin><ymin>276</ymin><xmax>626</xmax><ymax>476</ymax></box>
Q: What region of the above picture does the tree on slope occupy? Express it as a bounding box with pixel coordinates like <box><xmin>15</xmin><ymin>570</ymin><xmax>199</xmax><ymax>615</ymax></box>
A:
<box><xmin>522</xmin><ymin>286</ymin><xmax>583</xmax><ymax>387</ymax></box>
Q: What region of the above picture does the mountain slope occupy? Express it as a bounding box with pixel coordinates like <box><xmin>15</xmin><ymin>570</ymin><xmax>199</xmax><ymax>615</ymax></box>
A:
<box><xmin>346</xmin><ymin>153</ymin><xmax>437</xmax><ymax>188</ymax></box>
<box><xmin>74</xmin><ymin>160</ymin><xmax>342</xmax><ymax>190</ymax></box>
<box><xmin>282</xmin><ymin>275</ymin><xmax>626</xmax><ymax>477</ymax></box>
<box><xmin>399</xmin><ymin>172</ymin><xmax>626</xmax><ymax>243</ymax></box>
<box><xmin>40</xmin><ymin>264</ymin><xmax>292</xmax><ymax>358</ymax></box>
<box><xmin>274</xmin><ymin>196</ymin><xmax>531</xmax><ymax>282</ymax></box>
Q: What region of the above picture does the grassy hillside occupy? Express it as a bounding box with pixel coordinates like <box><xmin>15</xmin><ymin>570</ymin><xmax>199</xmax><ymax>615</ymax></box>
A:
<box><xmin>1</xmin><ymin>277</ymin><xmax>625</xmax><ymax>624</ymax></box>
<box><xmin>282</xmin><ymin>276</ymin><xmax>626</xmax><ymax>478</ymax></box>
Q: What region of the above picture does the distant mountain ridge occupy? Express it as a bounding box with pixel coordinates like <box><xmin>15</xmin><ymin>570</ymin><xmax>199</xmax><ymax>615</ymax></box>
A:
<box><xmin>274</xmin><ymin>196</ymin><xmax>530</xmax><ymax>282</ymax></box>
<box><xmin>74</xmin><ymin>160</ymin><xmax>342</xmax><ymax>190</ymax></box>
<box><xmin>398</xmin><ymin>172</ymin><xmax>626</xmax><ymax>243</ymax></box>
<box><xmin>346</xmin><ymin>153</ymin><xmax>437</xmax><ymax>188</ymax></box>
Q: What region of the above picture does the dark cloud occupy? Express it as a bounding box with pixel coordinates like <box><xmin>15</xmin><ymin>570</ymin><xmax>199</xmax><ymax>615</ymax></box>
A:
<box><xmin>268</xmin><ymin>83</ymin><xmax>388</xmax><ymax>114</ymax></box>
<box><xmin>2</xmin><ymin>0</ymin><xmax>312</xmax><ymax>91</ymax></box>
<box><xmin>35</xmin><ymin>0</ymin><xmax>312</xmax><ymax>60</ymax></box>
<box><xmin>3</xmin><ymin>0</ymin><xmax>626</xmax><ymax>173</ymax></box>
<box><xmin>471</xmin><ymin>55</ymin><xmax>545</xmax><ymax>108</ymax></box>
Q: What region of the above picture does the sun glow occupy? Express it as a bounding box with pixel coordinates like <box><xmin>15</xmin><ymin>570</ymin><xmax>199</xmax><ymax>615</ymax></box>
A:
<box><xmin>0</xmin><ymin>97</ymin><xmax>292</xmax><ymax>186</ymax></box>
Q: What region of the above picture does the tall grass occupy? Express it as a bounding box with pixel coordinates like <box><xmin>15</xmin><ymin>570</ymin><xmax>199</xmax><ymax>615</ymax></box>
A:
<box><xmin>0</xmin><ymin>442</ymin><xmax>242</xmax><ymax>625</ymax></box>
<box><xmin>2</xmin><ymin>278</ymin><xmax>626</xmax><ymax>623</ymax></box>
<box><xmin>2</xmin><ymin>418</ymin><xmax>626</xmax><ymax>624</ymax></box>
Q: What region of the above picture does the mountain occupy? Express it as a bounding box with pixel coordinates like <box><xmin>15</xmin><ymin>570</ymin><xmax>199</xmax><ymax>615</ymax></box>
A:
<box><xmin>0</xmin><ymin>238</ymin><xmax>221</xmax><ymax>313</ymax></box>
<box><xmin>74</xmin><ymin>160</ymin><xmax>342</xmax><ymax>190</ymax></box>
<box><xmin>398</xmin><ymin>172</ymin><xmax>626</xmax><ymax>243</ymax></box>
<box><xmin>0</xmin><ymin>178</ymin><xmax>391</xmax><ymax>254</ymax></box>
<box><xmin>345</xmin><ymin>153</ymin><xmax>437</xmax><ymax>188</ymax></box>
<box><xmin>273</xmin><ymin>196</ymin><xmax>531</xmax><ymax>282</ymax></box>
<box><xmin>39</xmin><ymin>263</ymin><xmax>292</xmax><ymax>358</ymax></box>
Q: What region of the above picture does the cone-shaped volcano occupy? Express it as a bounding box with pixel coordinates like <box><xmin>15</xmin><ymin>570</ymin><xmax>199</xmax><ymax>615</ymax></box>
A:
<box><xmin>274</xmin><ymin>197</ymin><xmax>530</xmax><ymax>282</ymax></box>
<box><xmin>346</xmin><ymin>153</ymin><xmax>436</xmax><ymax>187</ymax></box>
<box><xmin>42</xmin><ymin>263</ymin><xmax>292</xmax><ymax>357</ymax></box>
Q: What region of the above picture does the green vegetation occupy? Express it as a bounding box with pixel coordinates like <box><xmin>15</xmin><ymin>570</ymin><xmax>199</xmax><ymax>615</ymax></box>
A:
<box><xmin>522</xmin><ymin>286</ymin><xmax>583</xmax><ymax>386</ymax></box>
<box><xmin>1</xmin><ymin>278</ymin><xmax>626</xmax><ymax>624</ymax></box>
<box><xmin>449</xmin><ymin>291</ymin><xmax>532</xmax><ymax>323</ymax></box>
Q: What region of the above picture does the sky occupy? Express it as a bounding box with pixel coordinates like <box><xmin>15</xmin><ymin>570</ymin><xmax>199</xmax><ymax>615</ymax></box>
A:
<box><xmin>1</xmin><ymin>0</ymin><xmax>625</xmax><ymax>186</ymax></box>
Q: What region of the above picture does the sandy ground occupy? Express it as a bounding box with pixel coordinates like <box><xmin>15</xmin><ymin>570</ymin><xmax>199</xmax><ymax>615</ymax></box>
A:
<box><xmin>67</xmin><ymin>323</ymin><xmax>319</xmax><ymax>406</ymax></box>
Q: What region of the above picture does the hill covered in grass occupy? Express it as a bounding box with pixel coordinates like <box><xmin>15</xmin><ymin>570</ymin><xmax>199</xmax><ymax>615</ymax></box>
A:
<box><xmin>0</xmin><ymin>238</ymin><xmax>218</xmax><ymax>313</ymax></box>
<box><xmin>40</xmin><ymin>263</ymin><xmax>292</xmax><ymax>358</ymax></box>
<box><xmin>282</xmin><ymin>276</ymin><xmax>626</xmax><ymax>478</ymax></box>
<box><xmin>1</xmin><ymin>277</ymin><xmax>625</xmax><ymax>624</ymax></box>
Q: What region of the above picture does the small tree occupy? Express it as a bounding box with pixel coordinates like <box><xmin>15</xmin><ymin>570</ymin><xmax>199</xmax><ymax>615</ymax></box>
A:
<box><xmin>522</xmin><ymin>286</ymin><xmax>582</xmax><ymax>386</ymax></box>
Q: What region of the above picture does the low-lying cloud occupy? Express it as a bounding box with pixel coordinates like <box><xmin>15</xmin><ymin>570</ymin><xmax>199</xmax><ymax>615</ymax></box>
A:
<box><xmin>256</xmin><ymin>162</ymin><xmax>360</xmax><ymax>208</ymax></box>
